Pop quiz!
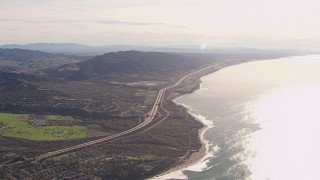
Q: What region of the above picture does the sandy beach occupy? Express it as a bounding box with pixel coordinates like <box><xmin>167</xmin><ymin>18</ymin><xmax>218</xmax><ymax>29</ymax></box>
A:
<box><xmin>156</xmin><ymin>122</ymin><xmax>208</xmax><ymax>176</ymax></box>
<box><xmin>152</xmin><ymin>85</ymin><xmax>215</xmax><ymax>179</ymax></box>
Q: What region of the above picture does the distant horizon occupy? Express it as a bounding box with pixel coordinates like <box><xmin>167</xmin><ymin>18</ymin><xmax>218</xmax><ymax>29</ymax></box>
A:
<box><xmin>2</xmin><ymin>0</ymin><xmax>320</xmax><ymax>51</ymax></box>
<box><xmin>0</xmin><ymin>42</ymin><xmax>313</xmax><ymax>52</ymax></box>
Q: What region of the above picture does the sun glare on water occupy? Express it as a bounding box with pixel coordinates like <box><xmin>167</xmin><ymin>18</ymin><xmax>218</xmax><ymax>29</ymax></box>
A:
<box><xmin>255</xmin><ymin>84</ymin><xmax>320</xmax><ymax>124</ymax></box>
<box><xmin>249</xmin><ymin>84</ymin><xmax>320</xmax><ymax>180</ymax></box>
<box><xmin>231</xmin><ymin>56</ymin><xmax>320</xmax><ymax>180</ymax></box>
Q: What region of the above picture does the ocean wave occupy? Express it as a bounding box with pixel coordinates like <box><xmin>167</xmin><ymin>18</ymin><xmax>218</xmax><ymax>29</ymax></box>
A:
<box><xmin>152</xmin><ymin>107</ymin><xmax>218</xmax><ymax>180</ymax></box>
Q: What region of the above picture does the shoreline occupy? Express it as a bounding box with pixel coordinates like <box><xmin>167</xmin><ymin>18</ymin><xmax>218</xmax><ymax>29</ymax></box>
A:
<box><xmin>152</xmin><ymin>56</ymin><xmax>295</xmax><ymax>179</ymax></box>
<box><xmin>154</xmin><ymin>106</ymin><xmax>212</xmax><ymax>178</ymax></box>
<box><xmin>151</xmin><ymin>60</ymin><xmax>248</xmax><ymax>179</ymax></box>
<box><xmin>152</xmin><ymin>84</ymin><xmax>213</xmax><ymax>179</ymax></box>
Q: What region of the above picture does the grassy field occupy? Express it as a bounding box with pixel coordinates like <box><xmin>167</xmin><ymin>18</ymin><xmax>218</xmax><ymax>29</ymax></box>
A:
<box><xmin>87</xmin><ymin>123</ymin><xmax>103</xmax><ymax>128</ymax></box>
<box><xmin>0</xmin><ymin>113</ymin><xmax>87</xmax><ymax>141</ymax></box>
<box><xmin>51</xmin><ymin>154</ymin><xmax>70</xmax><ymax>161</ymax></box>
<box><xmin>139</xmin><ymin>154</ymin><xmax>159</xmax><ymax>161</ymax></box>
<box><xmin>135</xmin><ymin>90</ymin><xmax>158</xmax><ymax>105</ymax></box>
<box><xmin>46</xmin><ymin>115</ymin><xmax>74</xmax><ymax>120</ymax></box>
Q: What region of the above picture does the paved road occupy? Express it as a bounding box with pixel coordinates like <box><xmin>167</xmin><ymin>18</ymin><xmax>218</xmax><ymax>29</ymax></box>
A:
<box><xmin>34</xmin><ymin>64</ymin><xmax>217</xmax><ymax>161</ymax></box>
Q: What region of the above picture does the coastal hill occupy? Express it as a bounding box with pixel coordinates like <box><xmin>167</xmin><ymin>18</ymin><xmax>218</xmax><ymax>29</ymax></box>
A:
<box><xmin>46</xmin><ymin>51</ymin><xmax>213</xmax><ymax>81</ymax></box>
<box><xmin>0</xmin><ymin>48</ymin><xmax>59</xmax><ymax>61</ymax></box>
<box><xmin>0</xmin><ymin>48</ymin><xmax>88</xmax><ymax>73</ymax></box>
<box><xmin>0</xmin><ymin>43</ymin><xmax>96</xmax><ymax>55</ymax></box>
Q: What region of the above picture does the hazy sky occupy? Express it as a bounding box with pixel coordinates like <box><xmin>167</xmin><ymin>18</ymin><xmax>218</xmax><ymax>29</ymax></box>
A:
<box><xmin>1</xmin><ymin>0</ymin><xmax>320</xmax><ymax>50</ymax></box>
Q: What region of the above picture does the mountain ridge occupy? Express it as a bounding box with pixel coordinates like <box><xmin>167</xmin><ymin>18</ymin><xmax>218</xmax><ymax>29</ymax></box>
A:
<box><xmin>1</xmin><ymin>43</ymin><xmax>309</xmax><ymax>56</ymax></box>
<box><xmin>46</xmin><ymin>51</ymin><xmax>214</xmax><ymax>81</ymax></box>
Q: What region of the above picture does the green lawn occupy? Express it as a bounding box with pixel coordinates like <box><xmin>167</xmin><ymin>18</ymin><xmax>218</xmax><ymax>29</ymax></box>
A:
<box><xmin>0</xmin><ymin>113</ymin><xmax>87</xmax><ymax>141</ymax></box>
<box><xmin>139</xmin><ymin>154</ymin><xmax>159</xmax><ymax>161</ymax></box>
<box><xmin>51</xmin><ymin>154</ymin><xmax>69</xmax><ymax>161</ymax></box>
<box><xmin>46</xmin><ymin>115</ymin><xmax>74</xmax><ymax>120</ymax></box>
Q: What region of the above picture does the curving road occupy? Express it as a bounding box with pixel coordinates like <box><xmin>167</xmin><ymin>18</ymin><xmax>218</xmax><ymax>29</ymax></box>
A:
<box><xmin>34</xmin><ymin>64</ymin><xmax>217</xmax><ymax>161</ymax></box>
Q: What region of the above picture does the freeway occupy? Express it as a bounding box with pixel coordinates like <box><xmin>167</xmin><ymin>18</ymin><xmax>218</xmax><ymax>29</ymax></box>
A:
<box><xmin>34</xmin><ymin>64</ymin><xmax>217</xmax><ymax>161</ymax></box>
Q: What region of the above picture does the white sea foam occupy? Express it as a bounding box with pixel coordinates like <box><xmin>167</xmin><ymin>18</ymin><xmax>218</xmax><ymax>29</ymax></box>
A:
<box><xmin>152</xmin><ymin>106</ymin><xmax>218</xmax><ymax>180</ymax></box>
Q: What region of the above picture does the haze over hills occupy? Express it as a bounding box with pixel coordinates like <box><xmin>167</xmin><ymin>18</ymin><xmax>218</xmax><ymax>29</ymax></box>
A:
<box><xmin>0</xmin><ymin>43</ymin><xmax>99</xmax><ymax>56</ymax></box>
<box><xmin>0</xmin><ymin>47</ymin><xmax>306</xmax><ymax>82</ymax></box>
<box><xmin>0</xmin><ymin>43</ymin><xmax>200</xmax><ymax>55</ymax></box>
<box><xmin>0</xmin><ymin>48</ymin><xmax>79</xmax><ymax>62</ymax></box>
<box><xmin>0</xmin><ymin>48</ymin><xmax>88</xmax><ymax>74</ymax></box>
<box><xmin>45</xmin><ymin>49</ymin><xmax>304</xmax><ymax>82</ymax></box>
<box><xmin>0</xmin><ymin>43</ymin><xmax>308</xmax><ymax>56</ymax></box>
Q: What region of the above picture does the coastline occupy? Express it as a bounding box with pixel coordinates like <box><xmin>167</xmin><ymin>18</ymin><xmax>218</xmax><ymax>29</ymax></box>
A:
<box><xmin>151</xmin><ymin>62</ymin><xmax>231</xmax><ymax>179</ymax></box>
<box><xmin>152</xmin><ymin>81</ymin><xmax>214</xmax><ymax>179</ymax></box>
<box><xmin>154</xmin><ymin>107</ymin><xmax>212</xmax><ymax>179</ymax></box>
<box><xmin>152</xmin><ymin>57</ymin><xmax>293</xmax><ymax>179</ymax></box>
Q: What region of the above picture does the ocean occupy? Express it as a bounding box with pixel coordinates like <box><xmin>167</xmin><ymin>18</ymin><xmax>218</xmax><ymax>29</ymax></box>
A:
<box><xmin>157</xmin><ymin>55</ymin><xmax>320</xmax><ymax>180</ymax></box>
